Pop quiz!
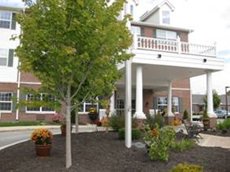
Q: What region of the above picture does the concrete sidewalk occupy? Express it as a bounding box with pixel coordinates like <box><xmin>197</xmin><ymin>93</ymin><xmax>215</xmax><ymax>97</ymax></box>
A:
<box><xmin>0</xmin><ymin>124</ymin><xmax>109</xmax><ymax>133</ymax></box>
<box><xmin>198</xmin><ymin>133</ymin><xmax>230</xmax><ymax>149</ymax></box>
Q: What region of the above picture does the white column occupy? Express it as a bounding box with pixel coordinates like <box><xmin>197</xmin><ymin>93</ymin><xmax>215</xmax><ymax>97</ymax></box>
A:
<box><xmin>109</xmin><ymin>91</ymin><xmax>115</xmax><ymax>117</ymax></box>
<box><xmin>207</xmin><ymin>72</ymin><xmax>216</xmax><ymax>117</ymax></box>
<box><xmin>125</xmin><ymin>60</ymin><xmax>132</xmax><ymax>148</ymax></box>
<box><xmin>133</xmin><ymin>65</ymin><xmax>146</xmax><ymax>119</ymax></box>
<box><xmin>167</xmin><ymin>81</ymin><xmax>174</xmax><ymax>117</ymax></box>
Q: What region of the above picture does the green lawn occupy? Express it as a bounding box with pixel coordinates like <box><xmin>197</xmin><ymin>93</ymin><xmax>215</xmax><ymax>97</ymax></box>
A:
<box><xmin>0</xmin><ymin>121</ymin><xmax>58</xmax><ymax>127</ymax></box>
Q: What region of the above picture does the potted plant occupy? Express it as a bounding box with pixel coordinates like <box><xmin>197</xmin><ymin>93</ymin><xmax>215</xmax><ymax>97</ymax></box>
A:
<box><xmin>31</xmin><ymin>128</ymin><xmax>53</xmax><ymax>156</ymax></box>
<box><xmin>88</xmin><ymin>107</ymin><xmax>99</xmax><ymax>122</ymax></box>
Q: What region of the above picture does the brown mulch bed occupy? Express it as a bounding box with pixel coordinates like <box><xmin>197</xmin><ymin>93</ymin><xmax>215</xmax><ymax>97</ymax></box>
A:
<box><xmin>0</xmin><ymin>132</ymin><xmax>229</xmax><ymax>172</ymax></box>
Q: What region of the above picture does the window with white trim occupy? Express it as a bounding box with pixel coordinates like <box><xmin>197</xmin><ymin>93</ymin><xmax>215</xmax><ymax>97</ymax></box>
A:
<box><xmin>156</xmin><ymin>29</ymin><xmax>177</xmax><ymax>40</ymax></box>
<box><xmin>0</xmin><ymin>92</ymin><xmax>12</xmax><ymax>112</ymax></box>
<box><xmin>0</xmin><ymin>49</ymin><xmax>14</xmax><ymax>67</ymax></box>
<box><xmin>0</xmin><ymin>11</ymin><xmax>16</xmax><ymax>29</ymax></box>
<box><xmin>162</xmin><ymin>10</ymin><xmax>170</xmax><ymax>24</ymax></box>
<box><xmin>82</xmin><ymin>102</ymin><xmax>98</xmax><ymax>113</ymax></box>
<box><xmin>26</xmin><ymin>93</ymin><xmax>55</xmax><ymax>113</ymax></box>
<box><xmin>157</xmin><ymin>96</ymin><xmax>180</xmax><ymax>112</ymax></box>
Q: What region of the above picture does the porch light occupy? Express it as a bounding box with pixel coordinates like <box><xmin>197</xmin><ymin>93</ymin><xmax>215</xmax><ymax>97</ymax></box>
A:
<box><xmin>157</xmin><ymin>54</ymin><xmax>162</xmax><ymax>58</ymax></box>
<box><xmin>203</xmin><ymin>58</ymin><xmax>207</xmax><ymax>63</ymax></box>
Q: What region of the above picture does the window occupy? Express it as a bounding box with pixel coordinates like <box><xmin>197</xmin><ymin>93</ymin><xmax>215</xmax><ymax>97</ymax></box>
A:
<box><xmin>131</xmin><ymin>26</ymin><xmax>141</xmax><ymax>35</ymax></box>
<box><xmin>0</xmin><ymin>92</ymin><xmax>12</xmax><ymax>112</ymax></box>
<box><xmin>82</xmin><ymin>102</ymin><xmax>98</xmax><ymax>113</ymax></box>
<box><xmin>157</xmin><ymin>96</ymin><xmax>180</xmax><ymax>112</ymax></box>
<box><xmin>162</xmin><ymin>10</ymin><xmax>170</xmax><ymax>24</ymax></box>
<box><xmin>0</xmin><ymin>11</ymin><xmax>16</xmax><ymax>29</ymax></box>
<box><xmin>26</xmin><ymin>93</ymin><xmax>55</xmax><ymax>113</ymax></box>
<box><xmin>156</xmin><ymin>29</ymin><xmax>177</xmax><ymax>40</ymax></box>
<box><xmin>130</xmin><ymin>5</ymin><xmax>134</xmax><ymax>16</ymax></box>
<box><xmin>0</xmin><ymin>49</ymin><xmax>14</xmax><ymax>67</ymax></box>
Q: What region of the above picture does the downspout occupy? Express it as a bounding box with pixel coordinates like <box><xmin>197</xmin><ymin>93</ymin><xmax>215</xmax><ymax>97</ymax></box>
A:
<box><xmin>16</xmin><ymin>61</ymin><xmax>21</xmax><ymax>121</ymax></box>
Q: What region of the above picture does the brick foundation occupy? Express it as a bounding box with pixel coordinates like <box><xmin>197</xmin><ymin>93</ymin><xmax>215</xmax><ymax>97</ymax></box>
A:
<box><xmin>164</xmin><ymin>116</ymin><xmax>174</xmax><ymax>125</ymax></box>
<box><xmin>209</xmin><ymin>117</ymin><xmax>217</xmax><ymax>129</ymax></box>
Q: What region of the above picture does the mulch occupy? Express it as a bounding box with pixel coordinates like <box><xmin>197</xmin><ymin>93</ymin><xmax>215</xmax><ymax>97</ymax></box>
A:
<box><xmin>0</xmin><ymin>131</ymin><xmax>229</xmax><ymax>172</ymax></box>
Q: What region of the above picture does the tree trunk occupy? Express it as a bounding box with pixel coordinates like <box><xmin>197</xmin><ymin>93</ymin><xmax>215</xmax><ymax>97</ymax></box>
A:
<box><xmin>75</xmin><ymin>105</ymin><xmax>79</xmax><ymax>134</ymax></box>
<box><xmin>66</xmin><ymin>86</ymin><xmax>72</xmax><ymax>168</ymax></box>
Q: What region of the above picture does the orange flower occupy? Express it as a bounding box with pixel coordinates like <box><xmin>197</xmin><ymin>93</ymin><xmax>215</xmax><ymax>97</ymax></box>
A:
<box><xmin>151</xmin><ymin>128</ymin><xmax>159</xmax><ymax>137</ymax></box>
<box><xmin>31</xmin><ymin>128</ymin><xmax>53</xmax><ymax>145</ymax></box>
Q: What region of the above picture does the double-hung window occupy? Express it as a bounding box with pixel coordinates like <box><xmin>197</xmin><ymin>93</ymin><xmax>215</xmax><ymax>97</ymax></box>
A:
<box><xmin>162</xmin><ymin>10</ymin><xmax>170</xmax><ymax>24</ymax></box>
<box><xmin>156</xmin><ymin>29</ymin><xmax>177</xmax><ymax>40</ymax></box>
<box><xmin>0</xmin><ymin>49</ymin><xmax>14</xmax><ymax>67</ymax></box>
<box><xmin>0</xmin><ymin>92</ymin><xmax>12</xmax><ymax>112</ymax></box>
<box><xmin>0</xmin><ymin>11</ymin><xmax>16</xmax><ymax>29</ymax></box>
<box><xmin>26</xmin><ymin>93</ymin><xmax>55</xmax><ymax>113</ymax></box>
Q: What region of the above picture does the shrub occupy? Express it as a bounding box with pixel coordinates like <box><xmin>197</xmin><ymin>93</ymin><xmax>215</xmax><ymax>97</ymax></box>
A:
<box><xmin>171</xmin><ymin>162</ymin><xmax>203</xmax><ymax>172</ymax></box>
<box><xmin>145</xmin><ymin>113</ymin><xmax>165</xmax><ymax>129</ymax></box>
<box><xmin>144</xmin><ymin>125</ymin><xmax>175</xmax><ymax>161</ymax></box>
<box><xmin>171</xmin><ymin>139</ymin><xmax>194</xmax><ymax>152</ymax></box>
<box><xmin>217</xmin><ymin>118</ymin><xmax>230</xmax><ymax>130</ymax></box>
<box><xmin>109</xmin><ymin>114</ymin><xmax>125</xmax><ymax>131</ymax></box>
<box><xmin>109</xmin><ymin>114</ymin><xmax>137</xmax><ymax>131</ymax></box>
<box><xmin>183</xmin><ymin>110</ymin><xmax>189</xmax><ymax>120</ymax></box>
<box><xmin>118</xmin><ymin>128</ymin><xmax>142</xmax><ymax>140</ymax></box>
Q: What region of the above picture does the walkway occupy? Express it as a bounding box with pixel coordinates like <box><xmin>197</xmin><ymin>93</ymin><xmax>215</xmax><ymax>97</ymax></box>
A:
<box><xmin>198</xmin><ymin>133</ymin><xmax>230</xmax><ymax>149</ymax></box>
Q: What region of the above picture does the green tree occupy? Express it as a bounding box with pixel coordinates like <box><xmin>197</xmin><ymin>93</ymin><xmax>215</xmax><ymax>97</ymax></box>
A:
<box><xmin>203</xmin><ymin>90</ymin><xmax>221</xmax><ymax>110</ymax></box>
<box><xmin>16</xmin><ymin>0</ymin><xmax>132</xmax><ymax>168</ymax></box>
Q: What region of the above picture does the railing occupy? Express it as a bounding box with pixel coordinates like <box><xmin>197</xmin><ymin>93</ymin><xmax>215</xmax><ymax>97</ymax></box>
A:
<box><xmin>135</xmin><ymin>36</ymin><xmax>216</xmax><ymax>57</ymax></box>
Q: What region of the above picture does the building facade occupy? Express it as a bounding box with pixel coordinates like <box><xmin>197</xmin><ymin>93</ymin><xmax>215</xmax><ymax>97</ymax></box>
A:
<box><xmin>0</xmin><ymin>0</ymin><xmax>224</xmax><ymax>122</ymax></box>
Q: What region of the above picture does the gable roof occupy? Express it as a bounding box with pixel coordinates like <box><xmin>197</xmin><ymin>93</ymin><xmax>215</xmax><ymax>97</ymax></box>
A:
<box><xmin>140</xmin><ymin>0</ymin><xmax>175</xmax><ymax>21</ymax></box>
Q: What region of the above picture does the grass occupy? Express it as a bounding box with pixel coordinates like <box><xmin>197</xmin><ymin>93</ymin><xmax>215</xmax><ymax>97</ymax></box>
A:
<box><xmin>0</xmin><ymin>121</ymin><xmax>58</xmax><ymax>127</ymax></box>
<box><xmin>171</xmin><ymin>139</ymin><xmax>195</xmax><ymax>152</ymax></box>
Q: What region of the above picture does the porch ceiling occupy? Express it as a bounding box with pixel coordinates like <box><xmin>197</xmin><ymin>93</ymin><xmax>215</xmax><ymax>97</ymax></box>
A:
<box><xmin>116</xmin><ymin>63</ymin><xmax>208</xmax><ymax>90</ymax></box>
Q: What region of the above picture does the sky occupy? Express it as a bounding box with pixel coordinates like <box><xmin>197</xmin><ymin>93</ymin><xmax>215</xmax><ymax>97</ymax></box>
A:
<box><xmin>1</xmin><ymin>0</ymin><xmax>230</xmax><ymax>94</ymax></box>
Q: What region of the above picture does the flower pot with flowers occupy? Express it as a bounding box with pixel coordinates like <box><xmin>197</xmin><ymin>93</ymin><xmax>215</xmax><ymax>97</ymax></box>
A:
<box><xmin>88</xmin><ymin>108</ymin><xmax>99</xmax><ymax>123</ymax></box>
<box><xmin>31</xmin><ymin>128</ymin><xmax>53</xmax><ymax>156</ymax></box>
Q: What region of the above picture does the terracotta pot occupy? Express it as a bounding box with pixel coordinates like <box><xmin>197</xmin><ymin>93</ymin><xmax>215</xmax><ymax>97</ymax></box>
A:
<box><xmin>35</xmin><ymin>144</ymin><xmax>51</xmax><ymax>156</ymax></box>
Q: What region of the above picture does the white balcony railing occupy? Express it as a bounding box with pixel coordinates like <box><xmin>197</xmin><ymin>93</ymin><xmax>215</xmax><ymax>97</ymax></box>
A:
<box><xmin>135</xmin><ymin>36</ymin><xmax>216</xmax><ymax>57</ymax></box>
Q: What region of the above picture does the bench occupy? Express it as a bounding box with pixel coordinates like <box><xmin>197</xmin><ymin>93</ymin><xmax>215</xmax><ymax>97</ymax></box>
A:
<box><xmin>183</xmin><ymin>120</ymin><xmax>203</xmax><ymax>139</ymax></box>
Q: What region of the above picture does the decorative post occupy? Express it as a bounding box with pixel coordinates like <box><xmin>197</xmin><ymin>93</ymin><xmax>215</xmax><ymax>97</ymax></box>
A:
<box><xmin>177</xmin><ymin>36</ymin><xmax>181</xmax><ymax>54</ymax></box>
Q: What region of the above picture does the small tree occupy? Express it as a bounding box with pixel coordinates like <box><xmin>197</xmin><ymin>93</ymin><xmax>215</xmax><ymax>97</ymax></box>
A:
<box><xmin>16</xmin><ymin>0</ymin><xmax>132</xmax><ymax>168</ymax></box>
<box><xmin>183</xmin><ymin>109</ymin><xmax>189</xmax><ymax>120</ymax></box>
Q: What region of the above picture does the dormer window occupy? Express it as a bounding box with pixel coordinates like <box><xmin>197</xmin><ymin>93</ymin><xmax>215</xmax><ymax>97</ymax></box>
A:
<box><xmin>162</xmin><ymin>10</ymin><xmax>170</xmax><ymax>24</ymax></box>
<box><xmin>0</xmin><ymin>11</ymin><xmax>16</xmax><ymax>29</ymax></box>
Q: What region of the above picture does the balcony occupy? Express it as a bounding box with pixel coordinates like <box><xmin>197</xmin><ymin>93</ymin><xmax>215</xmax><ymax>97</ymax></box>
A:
<box><xmin>134</xmin><ymin>36</ymin><xmax>216</xmax><ymax>57</ymax></box>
